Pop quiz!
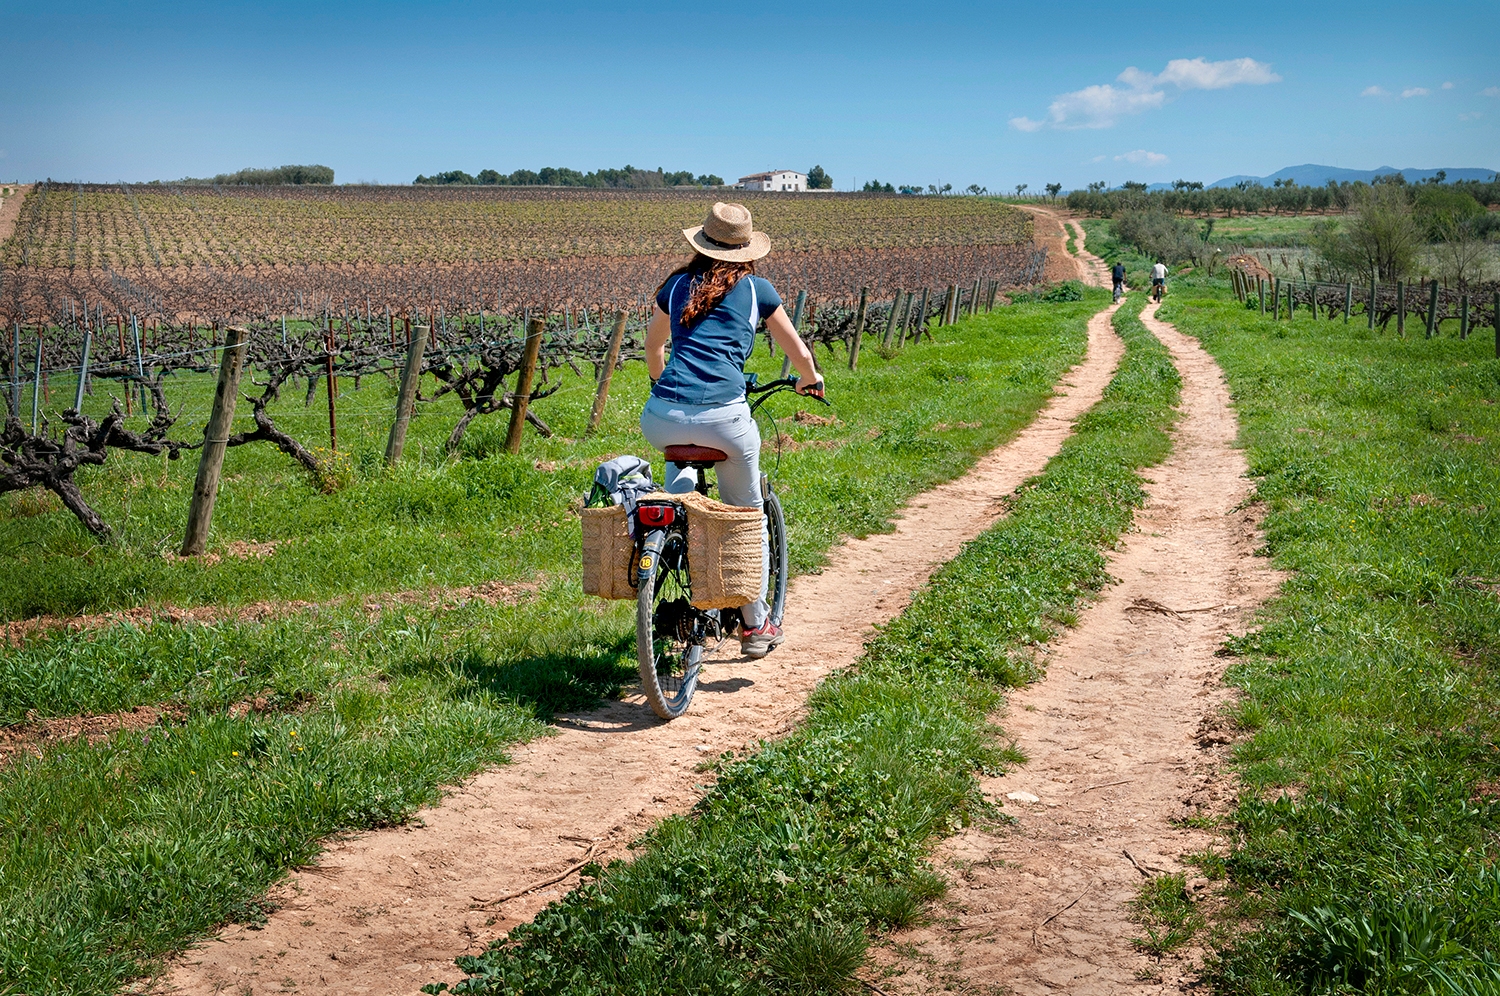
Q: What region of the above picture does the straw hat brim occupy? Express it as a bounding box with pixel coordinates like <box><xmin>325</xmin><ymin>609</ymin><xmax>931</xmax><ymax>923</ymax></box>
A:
<box><xmin>682</xmin><ymin>226</ymin><xmax>771</xmax><ymax>262</ymax></box>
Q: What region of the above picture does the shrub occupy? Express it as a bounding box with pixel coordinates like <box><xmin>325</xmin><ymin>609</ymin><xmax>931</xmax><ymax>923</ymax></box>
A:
<box><xmin>1112</xmin><ymin>210</ymin><xmax>1202</xmax><ymax>266</ymax></box>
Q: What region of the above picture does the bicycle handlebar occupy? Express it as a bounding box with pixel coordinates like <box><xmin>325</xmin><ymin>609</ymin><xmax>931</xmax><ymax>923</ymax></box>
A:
<box><xmin>745</xmin><ymin>373</ymin><xmax>829</xmax><ymax>408</ymax></box>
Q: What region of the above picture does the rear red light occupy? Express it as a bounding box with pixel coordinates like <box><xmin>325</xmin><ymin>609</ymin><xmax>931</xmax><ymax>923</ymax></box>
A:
<box><xmin>637</xmin><ymin>504</ymin><xmax>677</xmax><ymax>527</ymax></box>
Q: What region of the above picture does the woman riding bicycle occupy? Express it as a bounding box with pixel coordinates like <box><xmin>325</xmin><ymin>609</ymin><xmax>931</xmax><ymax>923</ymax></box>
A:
<box><xmin>641</xmin><ymin>202</ymin><xmax>824</xmax><ymax>659</ymax></box>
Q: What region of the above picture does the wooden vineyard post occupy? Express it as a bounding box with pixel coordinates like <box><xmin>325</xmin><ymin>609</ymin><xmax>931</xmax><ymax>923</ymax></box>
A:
<box><xmin>9</xmin><ymin>321</ymin><xmax>18</xmax><ymax>417</ymax></box>
<box><xmin>384</xmin><ymin>325</ymin><xmax>428</xmax><ymax>466</ymax></box>
<box><xmin>1308</xmin><ymin>283</ymin><xmax>1317</xmax><ymax>321</ymax></box>
<box><xmin>180</xmin><ymin>329</ymin><xmax>247</xmax><ymax>557</ymax></box>
<box><xmin>1460</xmin><ymin>295</ymin><xmax>1469</xmax><ymax>340</ymax></box>
<box><xmin>1344</xmin><ymin>283</ymin><xmax>1353</xmax><ymax>324</ymax></box>
<box><xmin>915</xmin><ymin>287</ymin><xmax>931</xmax><ymax>340</ymax></box>
<box><xmin>970</xmin><ymin>277</ymin><xmax>981</xmax><ymax>317</ymax></box>
<box><xmin>881</xmin><ymin>292</ymin><xmax>903</xmax><ymax>348</ymax></box>
<box><xmin>941</xmin><ymin>284</ymin><xmax>956</xmax><ymax>326</ymax></box>
<box><xmin>1396</xmin><ymin>281</ymin><xmax>1405</xmax><ymax>337</ymax></box>
<box><xmin>1259</xmin><ymin>279</ymin><xmax>1265</xmax><ymax>315</ymax></box>
<box><xmin>325</xmin><ymin>319</ymin><xmax>338</xmax><ymax>450</ymax></box>
<box><xmin>1368</xmin><ymin>278</ymin><xmax>1377</xmax><ymax>330</ymax></box>
<box><xmin>848</xmin><ymin>287</ymin><xmax>868</xmax><ymax>371</ymax></box>
<box><xmin>1425</xmin><ymin>280</ymin><xmax>1439</xmax><ymax>338</ymax></box>
<box><xmin>504</xmin><ymin>316</ymin><xmax>545</xmax><ymax>455</ymax></box>
<box><xmin>586</xmin><ymin>309</ymin><xmax>629</xmax><ymax>435</ymax></box>
<box><xmin>780</xmin><ymin>290</ymin><xmax>808</xmax><ymax>378</ymax></box>
<box><xmin>1272</xmin><ymin>279</ymin><xmax>1280</xmax><ymax>320</ymax></box>
<box><xmin>897</xmin><ymin>291</ymin><xmax>914</xmax><ymax>347</ymax></box>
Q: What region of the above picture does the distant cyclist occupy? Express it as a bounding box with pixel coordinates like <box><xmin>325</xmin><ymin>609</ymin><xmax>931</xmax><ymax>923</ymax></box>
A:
<box><xmin>1111</xmin><ymin>261</ymin><xmax>1126</xmax><ymax>302</ymax></box>
<box><xmin>1150</xmin><ymin>260</ymin><xmax>1168</xmax><ymax>302</ymax></box>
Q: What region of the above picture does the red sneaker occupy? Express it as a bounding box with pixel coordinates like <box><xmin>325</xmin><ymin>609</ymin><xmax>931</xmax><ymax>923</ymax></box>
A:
<box><xmin>740</xmin><ymin>619</ymin><xmax>785</xmax><ymax>659</ymax></box>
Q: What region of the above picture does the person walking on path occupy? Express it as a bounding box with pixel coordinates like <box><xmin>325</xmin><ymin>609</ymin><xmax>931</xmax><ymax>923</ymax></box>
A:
<box><xmin>641</xmin><ymin>202</ymin><xmax>824</xmax><ymax>658</ymax></box>
<box><xmin>1111</xmin><ymin>261</ymin><xmax>1126</xmax><ymax>302</ymax></box>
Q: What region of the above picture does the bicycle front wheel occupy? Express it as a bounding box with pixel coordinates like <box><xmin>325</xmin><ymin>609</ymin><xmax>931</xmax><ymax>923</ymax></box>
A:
<box><xmin>764</xmin><ymin>487</ymin><xmax>789</xmax><ymax>626</ymax></box>
<box><xmin>636</xmin><ymin>531</ymin><xmax>702</xmax><ymax>720</ymax></box>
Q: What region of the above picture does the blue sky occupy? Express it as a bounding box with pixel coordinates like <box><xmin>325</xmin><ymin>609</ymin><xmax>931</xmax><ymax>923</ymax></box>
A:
<box><xmin>2</xmin><ymin>0</ymin><xmax>1495</xmax><ymax>190</ymax></box>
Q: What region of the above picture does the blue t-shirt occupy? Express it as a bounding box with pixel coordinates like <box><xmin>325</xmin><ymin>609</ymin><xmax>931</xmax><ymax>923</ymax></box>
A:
<box><xmin>652</xmin><ymin>274</ymin><xmax>783</xmax><ymax>405</ymax></box>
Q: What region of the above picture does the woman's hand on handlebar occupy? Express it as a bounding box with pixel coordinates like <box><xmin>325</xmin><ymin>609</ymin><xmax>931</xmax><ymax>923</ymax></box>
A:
<box><xmin>796</xmin><ymin>375</ymin><xmax>825</xmax><ymax>399</ymax></box>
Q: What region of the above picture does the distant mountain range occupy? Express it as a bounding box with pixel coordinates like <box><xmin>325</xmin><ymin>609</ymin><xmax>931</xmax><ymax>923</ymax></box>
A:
<box><xmin>1205</xmin><ymin>164</ymin><xmax>1497</xmax><ymax>188</ymax></box>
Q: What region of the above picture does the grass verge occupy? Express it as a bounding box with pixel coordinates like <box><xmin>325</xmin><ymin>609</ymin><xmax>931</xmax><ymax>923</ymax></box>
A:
<box><xmin>1158</xmin><ymin>288</ymin><xmax>1500</xmax><ymax>993</ymax></box>
<box><xmin>431</xmin><ymin>295</ymin><xmax>1179</xmax><ymax>994</ymax></box>
<box><xmin>0</xmin><ymin>295</ymin><xmax>1104</xmax><ymax>996</ymax></box>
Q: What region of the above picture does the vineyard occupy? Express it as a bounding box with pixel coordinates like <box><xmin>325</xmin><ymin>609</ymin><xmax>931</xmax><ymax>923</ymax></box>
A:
<box><xmin>1</xmin><ymin>268</ymin><xmax>1032</xmax><ymax>547</ymax></box>
<box><xmin>0</xmin><ymin>184</ymin><xmax>1039</xmax><ymax>323</ymax></box>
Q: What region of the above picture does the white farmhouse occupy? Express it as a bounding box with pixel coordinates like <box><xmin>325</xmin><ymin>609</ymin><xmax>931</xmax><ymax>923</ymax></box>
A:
<box><xmin>737</xmin><ymin>170</ymin><xmax>807</xmax><ymax>192</ymax></box>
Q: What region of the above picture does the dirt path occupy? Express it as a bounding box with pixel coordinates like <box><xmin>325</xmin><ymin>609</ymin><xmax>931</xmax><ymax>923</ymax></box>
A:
<box><xmin>0</xmin><ymin>184</ymin><xmax>32</xmax><ymax>246</ymax></box>
<box><xmin>157</xmin><ymin>303</ymin><xmax>1127</xmax><ymax>996</ymax></box>
<box><xmin>1018</xmin><ymin>205</ymin><xmax>1108</xmax><ymax>288</ymax></box>
<box><xmin>874</xmin><ymin>301</ymin><xmax>1280</xmax><ymax>993</ymax></box>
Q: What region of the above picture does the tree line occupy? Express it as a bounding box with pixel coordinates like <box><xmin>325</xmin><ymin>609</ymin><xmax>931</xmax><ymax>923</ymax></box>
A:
<box><xmin>147</xmin><ymin>165</ymin><xmax>335</xmax><ymax>186</ymax></box>
<box><xmin>1102</xmin><ymin>174</ymin><xmax>1498</xmax><ymax>291</ymax></box>
<box><xmin>414</xmin><ymin>165</ymin><xmax>725</xmax><ymax>188</ymax></box>
<box><xmin>1066</xmin><ymin>172</ymin><xmax>1500</xmax><ymax>219</ymax></box>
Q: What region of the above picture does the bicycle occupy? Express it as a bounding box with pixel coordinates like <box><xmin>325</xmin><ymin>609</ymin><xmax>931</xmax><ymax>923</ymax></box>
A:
<box><xmin>633</xmin><ymin>374</ymin><xmax>827</xmax><ymax>719</ymax></box>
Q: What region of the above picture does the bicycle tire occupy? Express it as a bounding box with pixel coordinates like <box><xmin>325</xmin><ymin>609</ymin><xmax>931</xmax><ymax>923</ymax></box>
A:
<box><xmin>636</xmin><ymin>532</ymin><xmax>702</xmax><ymax>720</ymax></box>
<box><xmin>764</xmin><ymin>487</ymin><xmax>789</xmax><ymax>626</ymax></box>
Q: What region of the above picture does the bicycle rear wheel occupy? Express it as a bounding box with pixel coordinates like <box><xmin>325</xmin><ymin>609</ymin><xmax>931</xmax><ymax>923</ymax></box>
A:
<box><xmin>636</xmin><ymin>531</ymin><xmax>702</xmax><ymax>719</ymax></box>
<box><xmin>764</xmin><ymin>486</ymin><xmax>789</xmax><ymax>626</ymax></box>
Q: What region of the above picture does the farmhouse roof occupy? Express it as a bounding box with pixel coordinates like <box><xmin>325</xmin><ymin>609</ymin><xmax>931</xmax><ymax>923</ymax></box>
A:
<box><xmin>737</xmin><ymin>170</ymin><xmax>803</xmax><ymax>182</ymax></box>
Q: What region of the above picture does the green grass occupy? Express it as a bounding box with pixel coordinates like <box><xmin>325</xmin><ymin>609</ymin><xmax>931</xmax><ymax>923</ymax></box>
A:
<box><xmin>1065</xmin><ymin>222</ymin><xmax>1079</xmax><ymax>255</ymax></box>
<box><xmin>0</xmin><ymin>295</ymin><xmax>1105</xmax><ymax>996</ymax></box>
<box><xmin>433</xmin><ymin>295</ymin><xmax>1180</xmax><ymax>995</ymax></box>
<box><xmin>1</xmin><ymin>304</ymin><xmax>1093</xmax><ymax>621</ymax></box>
<box><xmin>1204</xmin><ymin>214</ymin><xmax>1324</xmax><ymax>248</ymax></box>
<box><xmin>1131</xmin><ymin>873</ymin><xmax>1206</xmax><ymax>957</ymax></box>
<box><xmin>1157</xmin><ymin>288</ymin><xmax>1500</xmax><ymax>994</ymax></box>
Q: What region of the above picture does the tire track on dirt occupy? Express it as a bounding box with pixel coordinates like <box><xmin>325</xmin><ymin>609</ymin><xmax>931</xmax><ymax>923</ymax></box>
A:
<box><xmin>158</xmin><ymin>303</ymin><xmax>1125</xmax><ymax>996</ymax></box>
<box><xmin>875</xmin><ymin>301</ymin><xmax>1281</xmax><ymax>994</ymax></box>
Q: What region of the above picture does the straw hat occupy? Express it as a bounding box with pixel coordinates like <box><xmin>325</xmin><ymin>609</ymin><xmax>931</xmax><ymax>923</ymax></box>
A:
<box><xmin>682</xmin><ymin>202</ymin><xmax>772</xmax><ymax>262</ymax></box>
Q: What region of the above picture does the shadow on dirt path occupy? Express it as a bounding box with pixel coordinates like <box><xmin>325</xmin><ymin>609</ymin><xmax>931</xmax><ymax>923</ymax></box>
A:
<box><xmin>874</xmin><ymin>300</ymin><xmax>1282</xmax><ymax>993</ymax></box>
<box><xmin>156</xmin><ymin>302</ymin><xmax>1128</xmax><ymax>996</ymax></box>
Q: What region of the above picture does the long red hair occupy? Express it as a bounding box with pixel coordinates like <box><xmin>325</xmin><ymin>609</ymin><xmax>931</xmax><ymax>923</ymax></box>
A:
<box><xmin>660</xmin><ymin>253</ymin><xmax>755</xmax><ymax>328</ymax></box>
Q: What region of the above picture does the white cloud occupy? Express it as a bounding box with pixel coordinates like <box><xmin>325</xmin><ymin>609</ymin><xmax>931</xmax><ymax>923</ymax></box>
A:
<box><xmin>1010</xmin><ymin>56</ymin><xmax>1279</xmax><ymax>131</ymax></box>
<box><xmin>1088</xmin><ymin>155</ymin><xmax>1108</xmax><ymax>163</ymax></box>
<box><xmin>1482</xmin><ymin>86</ymin><xmax>1500</xmax><ymax>98</ymax></box>
<box><xmin>1402</xmin><ymin>87</ymin><xmax>1430</xmax><ymax>98</ymax></box>
<box><xmin>1156</xmin><ymin>57</ymin><xmax>1282</xmax><ymax>90</ymax></box>
<box><xmin>1361</xmin><ymin>85</ymin><xmax>1389</xmax><ymax>97</ymax></box>
<box><xmin>1460</xmin><ymin>111</ymin><xmax>1483</xmax><ymax>121</ymax></box>
<box><xmin>1041</xmin><ymin>83</ymin><xmax>1167</xmax><ymax>130</ymax></box>
<box><xmin>1442</xmin><ymin>81</ymin><xmax>1454</xmax><ymax>89</ymax></box>
<box><xmin>1115</xmin><ymin>149</ymin><xmax>1170</xmax><ymax>165</ymax></box>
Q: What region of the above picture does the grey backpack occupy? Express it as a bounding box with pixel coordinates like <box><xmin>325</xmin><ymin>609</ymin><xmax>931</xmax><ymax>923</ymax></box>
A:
<box><xmin>586</xmin><ymin>455</ymin><xmax>657</xmax><ymax>515</ymax></box>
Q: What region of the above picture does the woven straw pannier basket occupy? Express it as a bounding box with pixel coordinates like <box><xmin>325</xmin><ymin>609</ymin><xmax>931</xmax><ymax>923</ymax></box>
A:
<box><xmin>671</xmin><ymin>491</ymin><xmax>764</xmax><ymax>610</ymax></box>
<box><xmin>580</xmin><ymin>492</ymin><xmax>763</xmax><ymax>607</ymax></box>
<box><xmin>580</xmin><ymin>505</ymin><xmax>635</xmax><ymax>600</ymax></box>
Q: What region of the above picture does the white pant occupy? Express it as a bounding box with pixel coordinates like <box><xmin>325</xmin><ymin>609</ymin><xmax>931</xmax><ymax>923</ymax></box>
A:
<box><xmin>640</xmin><ymin>395</ymin><xmax>769</xmax><ymax>628</ymax></box>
